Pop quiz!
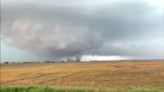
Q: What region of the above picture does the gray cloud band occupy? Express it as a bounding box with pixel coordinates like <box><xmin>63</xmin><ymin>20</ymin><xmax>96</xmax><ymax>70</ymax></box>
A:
<box><xmin>1</xmin><ymin>0</ymin><xmax>163</xmax><ymax>59</ymax></box>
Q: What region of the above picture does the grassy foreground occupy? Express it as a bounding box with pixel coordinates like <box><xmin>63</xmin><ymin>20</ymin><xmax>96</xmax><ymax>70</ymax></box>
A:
<box><xmin>0</xmin><ymin>86</ymin><xmax>163</xmax><ymax>92</ymax></box>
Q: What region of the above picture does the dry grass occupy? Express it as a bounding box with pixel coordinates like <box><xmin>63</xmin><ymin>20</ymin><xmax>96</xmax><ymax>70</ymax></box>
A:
<box><xmin>1</xmin><ymin>60</ymin><xmax>164</xmax><ymax>90</ymax></box>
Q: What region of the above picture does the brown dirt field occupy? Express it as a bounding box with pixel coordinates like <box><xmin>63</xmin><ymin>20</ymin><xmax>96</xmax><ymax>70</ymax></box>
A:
<box><xmin>1</xmin><ymin>60</ymin><xmax>164</xmax><ymax>89</ymax></box>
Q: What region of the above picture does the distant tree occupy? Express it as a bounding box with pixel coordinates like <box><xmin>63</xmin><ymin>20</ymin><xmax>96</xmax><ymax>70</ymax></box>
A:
<box><xmin>24</xmin><ymin>61</ymin><xmax>33</xmax><ymax>64</ymax></box>
<box><xmin>44</xmin><ymin>60</ymin><xmax>53</xmax><ymax>63</ymax></box>
<box><xmin>75</xmin><ymin>56</ymin><xmax>81</xmax><ymax>62</ymax></box>
<box><xmin>4</xmin><ymin>62</ymin><xmax>9</xmax><ymax>64</ymax></box>
<box><xmin>76</xmin><ymin>58</ymin><xmax>80</xmax><ymax>62</ymax></box>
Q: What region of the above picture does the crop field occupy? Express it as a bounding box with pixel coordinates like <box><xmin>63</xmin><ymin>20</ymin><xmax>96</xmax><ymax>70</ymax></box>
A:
<box><xmin>1</xmin><ymin>60</ymin><xmax>164</xmax><ymax>92</ymax></box>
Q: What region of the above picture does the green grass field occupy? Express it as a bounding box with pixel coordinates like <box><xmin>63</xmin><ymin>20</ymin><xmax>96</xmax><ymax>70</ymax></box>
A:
<box><xmin>0</xmin><ymin>86</ymin><xmax>163</xmax><ymax>92</ymax></box>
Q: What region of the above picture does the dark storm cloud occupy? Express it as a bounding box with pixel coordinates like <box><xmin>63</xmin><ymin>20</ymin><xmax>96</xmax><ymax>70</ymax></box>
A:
<box><xmin>1</xmin><ymin>0</ymin><xmax>164</xmax><ymax>59</ymax></box>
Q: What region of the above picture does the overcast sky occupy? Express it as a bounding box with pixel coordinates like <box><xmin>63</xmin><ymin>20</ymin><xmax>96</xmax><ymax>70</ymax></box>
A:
<box><xmin>1</xmin><ymin>0</ymin><xmax>164</xmax><ymax>61</ymax></box>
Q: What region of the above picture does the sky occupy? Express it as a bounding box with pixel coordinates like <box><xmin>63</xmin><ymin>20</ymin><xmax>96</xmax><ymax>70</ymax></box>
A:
<box><xmin>1</xmin><ymin>0</ymin><xmax>164</xmax><ymax>62</ymax></box>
